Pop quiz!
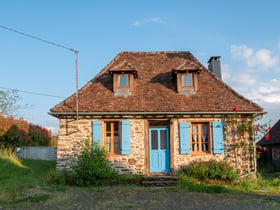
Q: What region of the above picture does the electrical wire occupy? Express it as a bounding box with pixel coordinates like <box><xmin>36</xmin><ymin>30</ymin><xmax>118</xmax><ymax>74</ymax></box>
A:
<box><xmin>0</xmin><ymin>86</ymin><xmax>66</xmax><ymax>99</ymax></box>
<box><xmin>0</xmin><ymin>25</ymin><xmax>78</xmax><ymax>53</ymax></box>
<box><xmin>0</xmin><ymin>24</ymin><xmax>80</xmax><ymax>129</ymax></box>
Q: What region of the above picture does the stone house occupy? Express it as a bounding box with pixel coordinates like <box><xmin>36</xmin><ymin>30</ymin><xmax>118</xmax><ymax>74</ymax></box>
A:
<box><xmin>257</xmin><ymin>120</ymin><xmax>280</xmax><ymax>165</ymax></box>
<box><xmin>50</xmin><ymin>51</ymin><xmax>263</xmax><ymax>176</ymax></box>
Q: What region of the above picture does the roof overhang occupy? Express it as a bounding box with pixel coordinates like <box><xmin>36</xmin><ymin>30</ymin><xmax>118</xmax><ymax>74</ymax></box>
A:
<box><xmin>49</xmin><ymin>111</ymin><xmax>266</xmax><ymax>118</ymax></box>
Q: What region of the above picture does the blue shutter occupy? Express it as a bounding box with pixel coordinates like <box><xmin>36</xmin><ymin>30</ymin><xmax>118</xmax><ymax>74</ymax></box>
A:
<box><xmin>121</xmin><ymin>120</ymin><xmax>131</xmax><ymax>155</ymax></box>
<box><xmin>212</xmin><ymin>121</ymin><xmax>224</xmax><ymax>154</ymax></box>
<box><xmin>92</xmin><ymin>121</ymin><xmax>101</xmax><ymax>147</ymax></box>
<box><xmin>179</xmin><ymin>122</ymin><xmax>191</xmax><ymax>154</ymax></box>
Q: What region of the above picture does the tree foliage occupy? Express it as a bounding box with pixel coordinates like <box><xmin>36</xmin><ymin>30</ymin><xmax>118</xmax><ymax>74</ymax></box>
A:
<box><xmin>0</xmin><ymin>90</ymin><xmax>20</xmax><ymax>117</ymax></box>
<box><xmin>0</xmin><ymin>115</ymin><xmax>54</xmax><ymax>147</ymax></box>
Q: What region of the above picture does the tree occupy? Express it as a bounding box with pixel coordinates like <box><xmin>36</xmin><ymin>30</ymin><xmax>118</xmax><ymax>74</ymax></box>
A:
<box><xmin>0</xmin><ymin>90</ymin><xmax>20</xmax><ymax>117</ymax></box>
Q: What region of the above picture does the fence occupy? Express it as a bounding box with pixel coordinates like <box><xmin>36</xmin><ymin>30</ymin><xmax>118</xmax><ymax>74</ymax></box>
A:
<box><xmin>15</xmin><ymin>146</ymin><xmax>57</xmax><ymax>161</ymax></box>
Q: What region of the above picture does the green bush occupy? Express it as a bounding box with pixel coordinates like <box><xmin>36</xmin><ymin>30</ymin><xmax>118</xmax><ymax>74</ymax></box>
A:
<box><xmin>45</xmin><ymin>169</ymin><xmax>66</xmax><ymax>185</ymax></box>
<box><xmin>72</xmin><ymin>140</ymin><xmax>117</xmax><ymax>187</ymax></box>
<box><xmin>179</xmin><ymin>160</ymin><xmax>238</xmax><ymax>182</ymax></box>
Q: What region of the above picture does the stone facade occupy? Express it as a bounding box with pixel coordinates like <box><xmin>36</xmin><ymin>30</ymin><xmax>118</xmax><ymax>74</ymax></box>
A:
<box><xmin>172</xmin><ymin>118</ymin><xmax>224</xmax><ymax>173</ymax></box>
<box><xmin>57</xmin><ymin>117</ymin><xmax>256</xmax><ymax>176</ymax></box>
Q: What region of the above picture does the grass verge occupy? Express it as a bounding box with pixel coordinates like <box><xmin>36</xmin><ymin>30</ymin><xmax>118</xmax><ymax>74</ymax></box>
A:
<box><xmin>0</xmin><ymin>158</ymin><xmax>56</xmax><ymax>206</ymax></box>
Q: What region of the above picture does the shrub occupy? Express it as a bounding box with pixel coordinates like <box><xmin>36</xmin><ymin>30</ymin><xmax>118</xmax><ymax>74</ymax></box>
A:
<box><xmin>0</xmin><ymin>143</ymin><xmax>26</xmax><ymax>168</ymax></box>
<box><xmin>72</xmin><ymin>140</ymin><xmax>117</xmax><ymax>187</ymax></box>
<box><xmin>45</xmin><ymin>169</ymin><xmax>66</xmax><ymax>185</ymax></box>
<box><xmin>179</xmin><ymin>160</ymin><xmax>238</xmax><ymax>182</ymax></box>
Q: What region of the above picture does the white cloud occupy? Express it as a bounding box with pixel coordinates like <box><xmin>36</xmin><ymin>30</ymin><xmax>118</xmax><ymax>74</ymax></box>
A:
<box><xmin>230</xmin><ymin>45</ymin><xmax>279</xmax><ymax>69</ymax></box>
<box><xmin>221</xmin><ymin>59</ymin><xmax>280</xmax><ymax>105</ymax></box>
<box><xmin>274</xmin><ymin>67</ymin><xmax>280</xmax><ymax>73</ymax></box>
<box><xmin>221</xmin><ymin>64</ymin><xmax>232</xmax><ymax>81</ymax></box>
<box><xmin>230</xmin><ymin>72</ymin><xmax>257</xmax><ymax>86</ymax></box>
<box><xmin>131</xmin><ymin>21</ymin><xmax>140</xmax><ymax>26</ymax></box>
<box><xmin>131</xmin><ymin>17</ymin><xmax>164</xmax><ymax>26</ymax></box>
<box><xmin>231</xmin><ymin>45</ymin><xmax>253</xmax><ymax>60</ymax></box>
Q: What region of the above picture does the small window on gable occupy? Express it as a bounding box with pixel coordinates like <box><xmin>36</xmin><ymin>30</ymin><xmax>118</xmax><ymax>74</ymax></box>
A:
<box><xmin>182</xmin><ymin>74</ymin><xmax>193</xmax><ymax>88</ymax></box>
<box><xmin>119</xmin><ymin>74</ymin><xmax>128</xmax><ymax>87</ymax></box>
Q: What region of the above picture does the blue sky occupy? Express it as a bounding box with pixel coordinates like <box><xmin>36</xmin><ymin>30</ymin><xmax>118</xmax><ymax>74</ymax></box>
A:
<box><xmin>0</xmin><ymin>0</ymin><xmax>280</xmax><ymax>134</ymax></box>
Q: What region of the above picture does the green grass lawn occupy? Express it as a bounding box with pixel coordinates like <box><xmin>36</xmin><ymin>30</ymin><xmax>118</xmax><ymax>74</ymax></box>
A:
<box><xmin>1</xmin><ymin>151</ymin><xmax>280</xmax><ymax>208</ymax></box>
<box><xmin>0</xmin><ymin>157</ymin><xmax>56</xmax><ymax>204</ymax></box>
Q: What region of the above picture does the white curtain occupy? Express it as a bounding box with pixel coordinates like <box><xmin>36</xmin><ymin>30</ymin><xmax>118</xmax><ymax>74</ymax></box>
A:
<box><xmin>202</xmin><ymin>125</ymin><xmax>207</xmax><ymax>151</ymax></box>
<box><xmin>192</xmin><ymin>125</ymin><xmax>198</xmax><ymax>151</ymax></box>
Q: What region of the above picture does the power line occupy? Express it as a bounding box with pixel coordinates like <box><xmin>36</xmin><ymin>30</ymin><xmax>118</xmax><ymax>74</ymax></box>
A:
<box><xmin>0</xmin><ymin>86</ymin><xmax>66</xmax><ymax>99</ymax></box>
<box><xmin>0</xmin><ymin>25</ymin><xmax>77</xmax><ymax>53</ymax></box>
<box><xmin>0</xmin><ymin>25</ymin><xmax>80</xmax><ymax>129</ymax></box>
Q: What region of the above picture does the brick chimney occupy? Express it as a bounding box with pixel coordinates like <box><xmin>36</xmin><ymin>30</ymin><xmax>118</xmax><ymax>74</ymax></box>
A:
<box><xmin>208</xmin><ymin>56</ymin><xmax>221</xmax><ymax>80</ymax></box>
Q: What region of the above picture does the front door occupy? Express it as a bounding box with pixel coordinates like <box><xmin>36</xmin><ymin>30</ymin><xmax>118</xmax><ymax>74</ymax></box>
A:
<box><xmin>149</xmin><ymin>128</ymin><xmax>170</xmax><ymax>172</ymax></box>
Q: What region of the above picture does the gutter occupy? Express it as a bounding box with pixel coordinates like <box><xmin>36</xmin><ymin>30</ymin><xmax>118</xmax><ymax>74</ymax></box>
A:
<box><xmin>49</xmin><ymin>111</ymin><xmax>266</xmax><ymax>118</ymax></box>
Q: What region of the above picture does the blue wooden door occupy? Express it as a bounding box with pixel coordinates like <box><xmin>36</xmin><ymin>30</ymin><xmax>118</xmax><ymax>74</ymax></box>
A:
<box><xmin>149</xmin><ymin>128</ymin><xmax>170</xmax><ymax>172</ymax></box>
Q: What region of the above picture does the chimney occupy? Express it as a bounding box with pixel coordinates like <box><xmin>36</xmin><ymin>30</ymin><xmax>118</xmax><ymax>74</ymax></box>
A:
<box><xmin>208</xmin><ymin>56</ymin><xmax>221</xmax><ymax>79</ymax></box>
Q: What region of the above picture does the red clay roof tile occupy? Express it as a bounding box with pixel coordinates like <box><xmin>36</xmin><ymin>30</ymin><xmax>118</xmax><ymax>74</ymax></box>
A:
<box><xmin>50</xmin><ymin>51</ymin><xmax>263</xmax><ymax>114</ymax></box>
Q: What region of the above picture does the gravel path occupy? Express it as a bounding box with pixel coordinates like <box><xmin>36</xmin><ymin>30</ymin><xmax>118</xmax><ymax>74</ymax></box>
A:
<box><xmin>11</xmin><ymin>187</ymin><xmax>280</xmax><ymax>210</ymax></box>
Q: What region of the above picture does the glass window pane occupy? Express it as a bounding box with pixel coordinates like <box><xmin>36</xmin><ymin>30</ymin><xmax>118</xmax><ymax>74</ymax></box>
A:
<box><xmin>151</xmin><ymin>130</ymin><xmax>158</xmax><ymax>150</ymax></box>
<box><xmin>106</xmin><ymin>143</ymin><xmax>111</xmax><ymax>152</ymax></box>
<box><xmin>114</xmin><ymin>136</ymin><xmax>118</xmax><ymax>143</ymax></box>
<box><xmin>114</xmin><ymin>143</ymin><xmax>119</xmax><ymax>153</ymax></box>
<box><xmin>202</xmin><ymin>143</ymin><xmax>208</xmax><ymax>151</ymax></box>
<box><xmin>183</xmin><ymin>74</ymin><xmax>191</xmax><ymax>86</ymax></box>
<box><xmin>160</xmin><ymin>130</ymin><xmax>167</xmax><ymax>150</ymax></box>
<box><xmin>106</xmin><ymin>122</ymin><xmax>111</xmax><ymax>131</ymax></box>
<box><xmin>120</xmin><ymin>75</ymin><xmax>128</xmax><ymax>87</ymax></box>
<box><xmin>106</xmin><ymin>136</ymin><xmax>111</xmax><ymax>143</ymax></box>
<box><xmin>193</xmin><ymin>143</ymin><xmax>198</xmax><ymax>151</ymax></box>
<box><xmin>202</xmin><ymin>125</ymin><xmax>208</xmax><ymax>134</ymax></box>
<box><xmin>114</xmin><ymin>122</ymin><xmax>119</xmax><ymax>133</ymax></box>
<box><xmin>192</xmin><ymin>125</ymin><xmax>198</xmax><ymax>133</ymax></box>
<box><xmin>192</xmin><ymin>134</ymin><xmax>198</xmax><ymax>142</ymax></box>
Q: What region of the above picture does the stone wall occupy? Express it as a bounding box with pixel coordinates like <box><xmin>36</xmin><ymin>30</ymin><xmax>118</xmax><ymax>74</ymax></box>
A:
<box><xmin>57</xmin><ymin>118</ymin><xmax>92</xmax><ymax>172</ymax></box>
<box><xmin>107</xmin><ymin>120</ymin><xmax>146</xmax><ymax>174</ymax></box>
<box><xmin>223</xmin><ymin>120</ymin><xmax>256</xmax><ymax>176</ymax></box>
<box><xmin>172</xmin><ymin>118</ymin><xmax>256</xmax><ymax>176</ymax></box>
<box><xmin>56</xmin><ymin>118</ymin><xmax>146</xmax><ymax>174</ymax></box>
<box><xmin>56</xmin><ymin>117</ymin><xmax>256</xmax><ymax>176</ymax></box>
<box><xmin>172</xmin><ymin>118</ymin><xmax>224</xmax><ymax>173</ymax></box>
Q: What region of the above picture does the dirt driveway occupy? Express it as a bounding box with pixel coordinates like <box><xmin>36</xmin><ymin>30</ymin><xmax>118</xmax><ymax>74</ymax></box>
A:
<box><xmin>12</xmin><ymin>186</ymin><xmax>280</xmax><ymax>210</ymax></box>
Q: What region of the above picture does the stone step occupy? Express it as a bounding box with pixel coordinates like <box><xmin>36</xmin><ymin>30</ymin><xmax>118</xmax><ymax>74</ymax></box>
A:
<box><xmin>142</xmin><ymin>180</ymin><xmax>178</xmax><ymax>187</ymax></box>
<box><xmin>142</xmin><ymin>176</ymin><xmax>178</xmax><ymax>187</ymax></box>
<box><xmin>143</xmin><ymin>176</ymin><xmax>177</xmax><ymax>181</ymax></box>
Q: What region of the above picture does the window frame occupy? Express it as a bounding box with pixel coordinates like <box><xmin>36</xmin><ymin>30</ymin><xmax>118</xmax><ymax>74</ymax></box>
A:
<box><xmin>190</xmin><ymin>122</ymin><xmax>211</xmax><ymax>154</ymax></box>
<box><xmin>103</xmin><ymin>121</ymin><xmax>121</xmax><ymax>155</ymax></box>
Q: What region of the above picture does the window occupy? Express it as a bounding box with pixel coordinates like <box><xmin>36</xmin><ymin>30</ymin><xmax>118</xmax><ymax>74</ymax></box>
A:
<box><xmin>179</xmin><ymin>121</ymin><xmax>224</xmax><ymax>155</ymax></box>
<box><xmin>183</xmin><ymin>74</ymin><xmax>192</xmax><ymax>87</ymax></box>
<box><xmin>181</xmin><ymin>73</ymin><xmax>193</xmax><ymax>88</ymax></box>
<box><xmin>105</xmin><ymin>121</ymin><xmax>120</xmax><ymax>154</ymax></box>
<box><xmin>191</xmin><ymin>123</ymin><xmax>209</xmax><ymax>152</ymax></box>
<box><xmin>119</xmin><ymin>74</ymin><xmax>128</xmax><ymax>88</ymax></box>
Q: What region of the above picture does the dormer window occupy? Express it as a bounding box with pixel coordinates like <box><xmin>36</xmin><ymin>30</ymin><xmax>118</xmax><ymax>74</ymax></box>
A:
<box><xmin>172</xmin><ymin>61</ymin><xmax>201</xmax><ymax>95</ymax></box>
<box><xmin>108</xmin><ymin>61</ymin><xmax>138</xmax><ymax>95</ymax></box>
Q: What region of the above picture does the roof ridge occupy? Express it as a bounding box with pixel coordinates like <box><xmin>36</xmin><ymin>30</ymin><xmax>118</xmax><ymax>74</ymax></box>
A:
<box><xmin>118</xmin><ymin>51</ymin><xmax>191</xmax><ymax>54</ymax></box>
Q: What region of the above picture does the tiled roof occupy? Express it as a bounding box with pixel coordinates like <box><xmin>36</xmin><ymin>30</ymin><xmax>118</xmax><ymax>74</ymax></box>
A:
<box><xmin>257</xmin><ymin>120</ymin><xmax>280</xmax><ymax>146</ymax></box>
<box><xmin>50</xmin><ymin>51</ymin><xmax>263</xmax><ymax>114</ymax></box>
